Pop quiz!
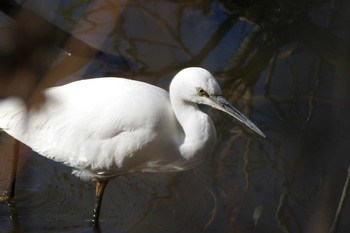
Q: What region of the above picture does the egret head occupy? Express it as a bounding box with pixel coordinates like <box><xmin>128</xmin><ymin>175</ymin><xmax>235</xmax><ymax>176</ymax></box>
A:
<box><xmin>170</xmin><ymin>67</ymin><xmax>266</xmax><ymax>138</ymax></box>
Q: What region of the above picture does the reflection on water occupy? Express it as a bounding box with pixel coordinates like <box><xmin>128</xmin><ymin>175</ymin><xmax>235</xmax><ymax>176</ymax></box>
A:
<box><xmin>1</xmin><ymin>0</ymin><xmax>350</xmax><ymax>232</ymax></box>
<box><xmin>1</xmin><ymin>151</ymin><xmax>237</xmax><ymax>233</ymax></box>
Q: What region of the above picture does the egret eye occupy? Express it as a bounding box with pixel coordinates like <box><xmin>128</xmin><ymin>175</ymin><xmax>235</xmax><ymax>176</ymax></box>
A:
<box><xmin>197</xmin><ymin>87</ymin><xmax>209</xmax><ymax>97</ymax></box>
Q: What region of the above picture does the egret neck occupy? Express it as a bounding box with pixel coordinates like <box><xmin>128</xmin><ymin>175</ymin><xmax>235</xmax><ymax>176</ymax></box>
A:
<box><xmin>171</xmin><ymin>98</ymin><xmax>217</xmax><ymax>160</ymax></box>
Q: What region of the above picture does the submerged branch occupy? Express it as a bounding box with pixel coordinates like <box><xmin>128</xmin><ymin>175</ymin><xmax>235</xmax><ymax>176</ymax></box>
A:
<box><xmin>328</xmin><ymin>166</ymin><xmax>350</xmax><ymax>233</ymax></box>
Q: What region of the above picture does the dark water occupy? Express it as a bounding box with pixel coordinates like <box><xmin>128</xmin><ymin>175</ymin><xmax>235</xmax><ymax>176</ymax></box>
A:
<box><xmin>1</xmin><ymin>0</ymin><xmax>350</xmax><ymax>232</ymax></box>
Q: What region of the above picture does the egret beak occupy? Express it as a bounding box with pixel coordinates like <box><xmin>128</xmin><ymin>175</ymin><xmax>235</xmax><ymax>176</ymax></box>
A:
<box><xmin>209</xmin><ymin>95</ymin><xmax>266</xmax><ymax>138</ymax></box>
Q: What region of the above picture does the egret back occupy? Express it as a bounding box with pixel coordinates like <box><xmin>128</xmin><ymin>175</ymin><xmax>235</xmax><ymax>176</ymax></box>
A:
<box><xmin>0</xmin><ymin>78</ymin><xmax>184</xmax><ymax>178</ymax></box>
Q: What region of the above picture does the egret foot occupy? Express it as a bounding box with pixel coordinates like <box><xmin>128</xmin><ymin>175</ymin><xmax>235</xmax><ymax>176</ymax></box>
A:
<box><xmin>91</xmin><ymin>179</ymin><xmax>109</xmax><ymax>225</ymax></box>
<box><xmin>0</xmin><ymin>193</ymin><xmax>10</xmax><ymax>202</ymax></box>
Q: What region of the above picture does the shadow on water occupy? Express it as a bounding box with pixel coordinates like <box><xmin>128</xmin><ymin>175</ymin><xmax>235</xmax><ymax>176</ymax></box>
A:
<box><xmin>1</xmin><ymin>0</ymin><xmax>350</xmax><ymax>232</ymax></box>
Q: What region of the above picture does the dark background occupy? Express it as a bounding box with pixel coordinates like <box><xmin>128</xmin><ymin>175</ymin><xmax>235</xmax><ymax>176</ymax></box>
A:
<box><xmin>1</xmin><ymin>0</ymin><xmax>350</xmax><ymax>232</ymax></box>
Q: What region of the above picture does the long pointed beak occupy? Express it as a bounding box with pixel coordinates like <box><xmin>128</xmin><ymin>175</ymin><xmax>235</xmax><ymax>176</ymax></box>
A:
<box><xmin>209</xmin><ymin>95</ymin><xmax>266</xmax><ymax>138</ymax></box>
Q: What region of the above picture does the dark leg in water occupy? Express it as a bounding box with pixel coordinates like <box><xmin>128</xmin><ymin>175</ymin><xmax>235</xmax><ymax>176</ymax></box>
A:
<box><xmin>92</xmin><ymin>179</ymin><xmax>109</xmax><ymax>225</ymax></box>
<box><xmin>8</xmin><ymin>139</ymin><xmax>20</xmax><ymax>201</ymax></box>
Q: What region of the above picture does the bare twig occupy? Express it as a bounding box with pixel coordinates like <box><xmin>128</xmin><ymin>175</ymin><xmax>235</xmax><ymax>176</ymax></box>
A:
<box><xmin>264</xmin><ymin>51</ymin><xmax>278</xmax><ymax>97</ymax></box>
<box><xmin>328</xmin><ymin>166</ymin><xmax>350</xmax><ymax>233</ymax></box>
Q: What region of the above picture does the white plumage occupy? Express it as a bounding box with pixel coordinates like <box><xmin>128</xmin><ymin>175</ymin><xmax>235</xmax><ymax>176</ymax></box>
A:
<box><xmin>0</xmin><ymin>67</ymin><xmax>265</xmax><ymax>224</ymax></box>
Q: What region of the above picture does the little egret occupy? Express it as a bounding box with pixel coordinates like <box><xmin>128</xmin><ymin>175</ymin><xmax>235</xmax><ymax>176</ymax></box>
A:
<box><xmin>0</xmin><ymin>67</ymin><xmax>265</xmax><ymax>225</ymax></box>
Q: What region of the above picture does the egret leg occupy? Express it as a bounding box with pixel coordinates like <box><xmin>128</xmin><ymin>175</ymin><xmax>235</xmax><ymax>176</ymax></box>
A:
<box><xmin>92</xmin><ymin>179</ymin><xmax>108</xmax><ymax>225</ymax></box>
<box><xmin>8</xmin><ymin>139</ymin><xmax>20</xmax><ymax>201</ymax></box>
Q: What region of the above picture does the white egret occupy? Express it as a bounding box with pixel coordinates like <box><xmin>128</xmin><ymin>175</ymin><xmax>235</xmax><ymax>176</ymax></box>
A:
<box><xmin>0</xmin><ymin>67</ymin><xmax>265</xmax><ymax>225</ymax></box>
